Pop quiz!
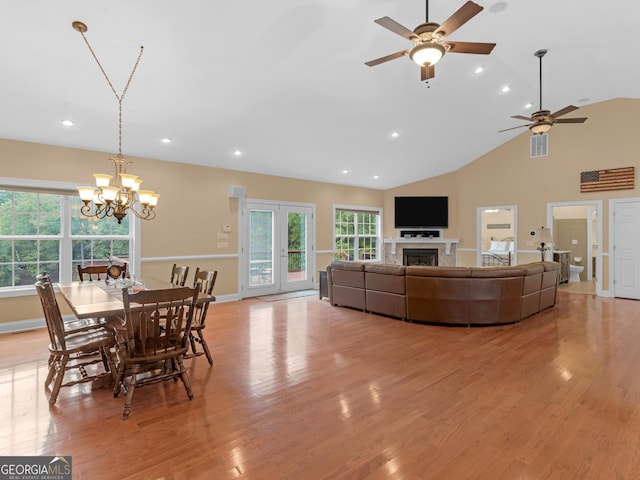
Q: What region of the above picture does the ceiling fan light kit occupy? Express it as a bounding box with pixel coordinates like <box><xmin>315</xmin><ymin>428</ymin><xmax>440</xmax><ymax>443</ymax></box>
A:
<box><xmin>410</xmin><ymin>42</ymin><xmax>445</xmax><ymax>66</ymax></box>
<box><xmin>500</xmin><ymin>48</ymin><xmax>588</xmax><ymax>135</ymax></box>
<box><xmin>365</xmin><ymin>1</ymin><xmax>496</xmax><ymax>81</ymax></box>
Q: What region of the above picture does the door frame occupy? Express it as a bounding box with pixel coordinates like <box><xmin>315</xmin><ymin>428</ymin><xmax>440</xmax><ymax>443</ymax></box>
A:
<box><xmin>546</xmin><ymin>200</ymin><xmax>603</xmax><ymax>296</ymax></box>
<box><xmin>238</xmin><ymin>198</ymin><xmax>315</xmax><ymax>298</ymax></box>
<box><xmin>475</xmin><ymin>205</ymin><xmax>517</xmax><ymax>266</ymax></box>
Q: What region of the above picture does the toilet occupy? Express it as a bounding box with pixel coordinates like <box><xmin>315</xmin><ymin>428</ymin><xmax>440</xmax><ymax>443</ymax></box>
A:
<box><xmin>569</xmin><ymin>257</ymin><xmax>584</xmax><ymax>282</ymax></box>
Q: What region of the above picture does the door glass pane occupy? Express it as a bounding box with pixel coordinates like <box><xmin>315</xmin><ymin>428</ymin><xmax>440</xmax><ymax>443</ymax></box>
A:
<box><xmin>287</xmin><ymin>212</ymin><xmax>307</xmax><ymax>282</ymax></box>
<box><xmin>250</xmin><ymin>209</ymin><xmax>273</xmax><ymax>286</ymax></box>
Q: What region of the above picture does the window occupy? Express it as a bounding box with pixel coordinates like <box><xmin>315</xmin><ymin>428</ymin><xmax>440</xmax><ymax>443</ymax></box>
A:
<box><xmin>0</xmin><ymin>184</ymin><xmax>133</xmax><ymax>290</ymax></box>
<box><xmin>334</xmin><ymin>206</ymin><xmax>382</xmax><ymax>261</ymax></box>
<box><xmin>0</xmin><ymin>190</ymin><xmax>61</xmax><ymax>287</ymax></box>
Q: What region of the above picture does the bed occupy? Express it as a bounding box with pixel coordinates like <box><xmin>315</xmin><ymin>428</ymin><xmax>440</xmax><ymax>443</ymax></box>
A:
<box><xmin>482</xmin><ymin>240</ymin><xmax>514</xmax><ymax>266</ymax></box>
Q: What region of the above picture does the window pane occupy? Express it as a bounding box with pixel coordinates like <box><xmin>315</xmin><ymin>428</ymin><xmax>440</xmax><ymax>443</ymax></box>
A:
<box><xmin>0</xmin><ymin>264</ymin><xmax>12</xmax><ymax>287</ymax></box>
<box><xmin>14</xmin><ymin>240</ymin><xmax>37</xmax><ymax>263</ymax></box>
<box><xmin>14</xmin><ymin>192</ymin><xmax>37</xmax><ymax>213</ymax></box>
<box><xmin>112</xmin><ymin>240</ymin><xmax>129</xmax><ymax>257</ymax></box>
<box><xmin>335</xmin><ymin>237</ymin><xmax>354</xmax><ymax>260</ymax></box>
<box><xmin>14</xmin><ymin>213</ymin><xmax>37</xmax><ymax>235</ymax></box>
<box><xmin>15</xmin><ymin>263</ymin><xmax>37</xmax><ymax>287</ymax></box>
<box><xmin>39</xmin><ymin>213</ymin><xmax>61</xmax><ymax>235</ymax></box>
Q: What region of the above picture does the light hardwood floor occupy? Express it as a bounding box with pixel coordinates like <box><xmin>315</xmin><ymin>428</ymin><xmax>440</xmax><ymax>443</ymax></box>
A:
<box><xmin>2</xmin><ymin>291</ymin><xmax>640</xmax><ymax>479</ymax></box>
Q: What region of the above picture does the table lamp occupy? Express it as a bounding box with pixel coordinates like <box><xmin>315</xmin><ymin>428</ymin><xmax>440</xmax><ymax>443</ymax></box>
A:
<box><xmin>533</xmin><ymin>227</ymin><xmax>554</xmax><ymax>261</ymax></box>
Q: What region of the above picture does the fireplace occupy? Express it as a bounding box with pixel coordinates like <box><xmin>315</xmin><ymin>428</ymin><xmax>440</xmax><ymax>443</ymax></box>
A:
<box><xmin>403</xmin><ymin>248</ymin><xmax>438</xmax><ymax>266</ymax></box>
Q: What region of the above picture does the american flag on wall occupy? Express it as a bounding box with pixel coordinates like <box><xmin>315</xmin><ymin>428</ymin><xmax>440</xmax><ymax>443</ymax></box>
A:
<box><xmin>580</xmin><ymin>166</ymin><xmax>635</xmax><ymax>193</ymax></box>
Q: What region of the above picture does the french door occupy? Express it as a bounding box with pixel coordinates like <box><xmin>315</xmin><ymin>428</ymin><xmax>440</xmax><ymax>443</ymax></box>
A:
<box><xmin>241</xmin><ymin>201</ymin><xmax>315</xmax><ymax>297</ymax></box>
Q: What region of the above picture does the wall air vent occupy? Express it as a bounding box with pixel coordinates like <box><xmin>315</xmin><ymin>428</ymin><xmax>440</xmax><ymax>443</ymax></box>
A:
<box><xmin>530</xmin><ymin>133</ymin><xmax>548</xmax><ymax>158</ymax></box>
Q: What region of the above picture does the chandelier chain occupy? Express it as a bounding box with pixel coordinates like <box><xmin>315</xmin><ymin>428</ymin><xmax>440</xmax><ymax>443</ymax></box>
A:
<box><xmin>77</xmin><ymin>30</ymin><xmax>144</xmax><ymax>156</ymax></box>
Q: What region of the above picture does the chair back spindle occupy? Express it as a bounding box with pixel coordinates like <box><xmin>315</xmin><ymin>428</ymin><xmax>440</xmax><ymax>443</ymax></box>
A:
<box><xmin>170</xmin><ymin>264</ymin><xmax>189</xmax><ymax>286</ymax></box>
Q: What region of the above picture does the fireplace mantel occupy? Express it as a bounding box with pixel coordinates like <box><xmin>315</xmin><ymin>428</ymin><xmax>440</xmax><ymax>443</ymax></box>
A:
<box><xmin>384</xmin><ymin>238</ymin><xmax>460</xmax><ymax>255</ymax></box>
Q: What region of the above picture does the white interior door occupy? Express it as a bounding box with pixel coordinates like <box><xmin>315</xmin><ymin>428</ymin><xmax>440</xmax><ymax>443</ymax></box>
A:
<box><xmin>613</xmin><ymin>200</ymin><xmax>640</xmax><ymax>299</ymax></box>
<box><xmin>242</xmin><ymin>201</ymin><xmax>314</xmax><ymax>297</ymax></box>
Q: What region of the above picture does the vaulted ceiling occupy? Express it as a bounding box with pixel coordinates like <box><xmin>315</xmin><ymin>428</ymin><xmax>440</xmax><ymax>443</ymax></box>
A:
<box><xmin>1</xmin><ymin>1</ymin><xmax>638</xmax><ymax>189</ymax></box>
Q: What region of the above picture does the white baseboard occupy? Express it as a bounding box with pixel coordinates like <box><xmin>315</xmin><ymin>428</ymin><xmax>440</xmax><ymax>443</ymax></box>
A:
<box><xmin>0</xmin><ymin>318</ymin><xmax>46</xmax><ymax>335</ymax></box>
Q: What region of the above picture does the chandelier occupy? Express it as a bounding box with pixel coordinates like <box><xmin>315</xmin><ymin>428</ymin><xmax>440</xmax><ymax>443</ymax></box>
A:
<box><xmin>73</xmin><ymin>21</ymin><xmax>158</xmax><ymax>224</ymax></box>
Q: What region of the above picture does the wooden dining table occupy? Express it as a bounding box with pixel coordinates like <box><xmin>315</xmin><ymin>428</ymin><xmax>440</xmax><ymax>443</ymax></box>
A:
<box><xmin>57</xmin><ymin>278</ymin><xmax>212</xmax><ymax>320</ymax></box>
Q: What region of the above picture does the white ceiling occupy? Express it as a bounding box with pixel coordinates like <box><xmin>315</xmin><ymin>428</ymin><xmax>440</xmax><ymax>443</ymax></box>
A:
<box><xmin>1</xmin><ymin>1</ymin><xmax>639</xmax><ymax>190</ymax></box>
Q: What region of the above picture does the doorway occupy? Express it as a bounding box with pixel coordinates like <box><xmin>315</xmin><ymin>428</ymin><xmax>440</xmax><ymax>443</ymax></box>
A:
<box><xmin>547</xmin><ymin>201</ymin><xmax>602</xmax><ymax>296</ymax></box>
<box><xmin>241</xmin><ymin>200</ymin><xmax>315</xmax><ymax>297</ymax></box>
<box><xmin>476</xmin><ymin>206</ymin><xmax>517</xmax><ymax>266</ymax></box>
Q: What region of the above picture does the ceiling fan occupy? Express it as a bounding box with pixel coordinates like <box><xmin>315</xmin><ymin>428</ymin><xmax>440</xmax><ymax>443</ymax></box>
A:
<box><xmin>500</xmin><ymin>49</ymin><xmax>588</xmax><ymax>134</ymax></box>
<box><xmin>364</xmin><ymin>0</ymin><xmax>495</xmax><ymax>81</ymax></box>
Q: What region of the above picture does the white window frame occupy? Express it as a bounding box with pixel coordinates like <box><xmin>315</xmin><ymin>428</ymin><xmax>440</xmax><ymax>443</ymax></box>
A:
<box><xmin>0</xmin><ymin>177</ymin><xmax>139</xmax><ymax>298</ymax></box>
<box><xmin>332</xmin><ymin>204</ymin><xmax>383</xmax><ymax>262</ymax></box>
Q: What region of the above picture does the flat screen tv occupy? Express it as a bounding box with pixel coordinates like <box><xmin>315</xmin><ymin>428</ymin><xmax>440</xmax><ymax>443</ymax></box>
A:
<box><xmin>394</xmin><ymin>196</ymin><xmax>448</xmax><ymax>229</ymax></box>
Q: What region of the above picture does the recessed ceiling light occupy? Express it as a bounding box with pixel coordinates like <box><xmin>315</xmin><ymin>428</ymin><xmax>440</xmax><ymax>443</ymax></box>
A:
<box><xmin>524</xmin><ymin>102</ymin><xmax>533</xmax><ymax>109</ymax></box>
<box><xmin>501</xmin><ymin>85</ymin><xmax>510</xmax><ymax>93</ymax></box>
<box><xmin>474</xmin><ymin>66</ymin><xmax>484</xmax><ymax>74</ymax></box>
<box><xmin>391</xmin><ymin>131</ymin><xmax>400</xmax><ymax>138</ymax></box>
<box><xmin>373</xmin><ymin>174</ymin><xmax>380</xmax><ymax>179</ymax></box>
<box><xmin>161</xmin><ymin>138</ymin><xmax>171</xmax><ymax>144</ymax></box>
<box><xmin>60</xmin><ymin>119</ymin><xmax>75</xmax><ymax>127</ymax></box>
<box><xmin>233</xmin><ymin>150</ymin><xmax>242</xmax><ymax>156</ymax></box>
<box><xmin>342</xmin><ymin>169</ymin><xmax>349</xmax><ymax>174</ymax></box>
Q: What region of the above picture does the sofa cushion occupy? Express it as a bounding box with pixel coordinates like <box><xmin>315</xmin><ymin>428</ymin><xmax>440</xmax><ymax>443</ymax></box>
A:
<box><xmin>366</xmin><ymin>264</ymin><xmax>406</xmax><ymax>295</ymax></box>
<box><xmin>406</xmin><ymin>266</ymin><xmax>471</xmax><ymax>278</ymax></box>
<box><xmin>330</xmin><ymin>260</ymin><xmax>365</xmax><ymax>272</ymax></box>
<box><xmin>330</xmin><ymin>261</ymin><xmax>365</xmax><ymax>289</ymax></box>
<box><xmin>365</xmin><ymin>264</ymin><xmax>405</xmax><ymax>275</ymax></box>
<box><xmin>470</xmin><ymin>266</ymin><xmax>525</xmax><ymax>278</ymax></box>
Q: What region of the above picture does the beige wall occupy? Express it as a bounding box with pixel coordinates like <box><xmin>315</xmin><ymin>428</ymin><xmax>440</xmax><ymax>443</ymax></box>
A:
<box><xmin>2</xmin><ymin>97</ymin><xmax>638</xmax><ymax>325</ymax></box>
<box><xmin>0</xmin><ymin>138</ymin><xmax>383</xmax><ymax>325</ymax></box>
<box><xmin>384</xmin><ymin>97</ymin><xmax>640</xmax><ymax>282</ymax></box>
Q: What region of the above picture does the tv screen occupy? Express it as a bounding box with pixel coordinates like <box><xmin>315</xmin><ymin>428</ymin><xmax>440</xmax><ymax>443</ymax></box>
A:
<box><xmin>394</xmin><ymin>196</ymin><xmax>448</xmax><ymax>229</ymax></box>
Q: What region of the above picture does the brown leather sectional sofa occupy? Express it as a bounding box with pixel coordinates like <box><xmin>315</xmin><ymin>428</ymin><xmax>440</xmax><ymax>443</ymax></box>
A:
<box><xmin>327</xmin><ymin>260</ymin><xmax>560</xmax><ymax>326</ymax></box>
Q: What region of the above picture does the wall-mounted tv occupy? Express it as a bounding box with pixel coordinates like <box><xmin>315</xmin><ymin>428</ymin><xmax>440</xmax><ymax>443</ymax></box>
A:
<box><xmin>394</xmin><ymin>196</ymin><xmax>449</xmax><ymax>229</ymax></box>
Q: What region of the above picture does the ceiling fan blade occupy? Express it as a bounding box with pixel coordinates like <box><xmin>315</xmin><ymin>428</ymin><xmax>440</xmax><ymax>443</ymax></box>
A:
<box><xmin>444</xmin><ymin>41</ymin><xmax>496</xmax><ymax>55</ymax></box>
<box><xmin>365</xmin><ymin>50</ymin><xmax>409</xmax><ymax>67</ymax></box>
<box><xmin>374</xmin><ymin>17</ymin><xmax>417</xmax><ymax>41</ymax></box>
<box><xmin>421</xmin><ymin>64</ymin><xmax>435</xmax><ymax>81</ymax></box>
<box><xmin>434</xmin><ymin>1</ymin><xmax>483</xmax><ymax>39</ymax></box>
<box><xmin>511</xmin><ymin>115</ymin><xmax>533</xmax><ymax>121</ymax></box>
<box><xmin>551</xmin><ymin>105</ymin><xmax>579</xmax><ymax>118</ymax></box>
<box><xmin>555</xmin><ymin>117</ymin><xmax>588</xmax><ymax>124</ymax></box>
<box><xmin>498</xmin><ymin>124</ymin><xmax>531</xmax><ymax>133</ymax></box>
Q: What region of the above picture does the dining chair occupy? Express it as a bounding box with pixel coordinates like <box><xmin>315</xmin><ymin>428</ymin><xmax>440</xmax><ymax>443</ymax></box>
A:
<box><xmin>77</xmin><ymin>264</ymin><xmax>108</xmax><ymax>281</ymax></box>
<box><xmin>185</xmin><ymin>268</ymin><xmax>218</xmax><ymax>366</ymax></box>
<box><xmin>35</xmin><ymin>279</ymin><xmax>116</xmax><ymax>406</ymax></box>
<box><xmin>113</xmin><ymin>285</ymin><xmax>199</xmax><ymax>419</ymax></box>
<box><xmin>170</xmin><ymin>264</ymin><xmax>189</xmax><ymax>286</ymax></box>
<box><xmin>37</xmin><ymin>273</ymin><xmax>107</xmax><ymax>335</ymax></box>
